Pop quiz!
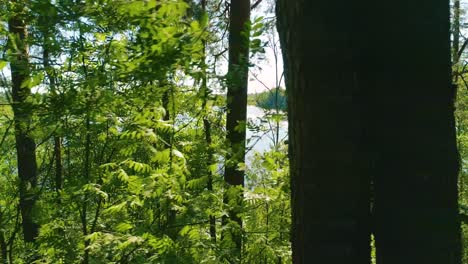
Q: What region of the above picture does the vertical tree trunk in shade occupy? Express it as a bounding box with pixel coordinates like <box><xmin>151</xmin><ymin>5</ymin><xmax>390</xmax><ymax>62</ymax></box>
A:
<box><xmin>42</xmin><ymin>27</ymin><xmax>63</xmax><ymax>195</ymax></box>
<box><xmin>452</xmin><ymin>0</ymin><xmax>466</xmax><ymax>226</ymax></box>
<box><xmin>454</xmin><ymin>1</ymin><xmax>461</xmax><ymax>50</ymax></box>
<box><xmin>276</xmin><ymin>1</ymin><xmax>372</xmax><ymax>263</ymax></box>
<box><xmin>223</xmin><ymin>0</ymin><xmax>250</xmax><ymax>258</ymax></box>
<box><xmin>7</xmin><ymin>3</ymin><xmax>39</xmax><ymax>243</ymax></box>
<box><xmin>162</xmin><ymin>85</ymin><xmax>178</xmax><ymax>239</ymax></box>
<box><xmin>54</xmin><ymin>137</ymin><xmax>63</xmax><ymax>193</ymax></box>
<box><xmin>452</xmin><ymin>0</ymin><xmax>461</xmax><ymax>98</ymax></box>
<box><xmin>200</xmin><ymin>0</ymin><xmax>217</xmax><ymax>242</ymax></box>
<box><xmin>76</xmin><ymin>21</ymin><xmax>92</xmax><ymax>264</ymax></box>
<box><xmin>44</xmin><ymin>54</ymin><xmax>64</xmax><ymax>195</ymax></box>
<box><xmin>372</xmin><ymin>1</ymin><xmax>461</xmax><ymax>263</ymax></box>
<box><xmin>0</xmin><ymin>211</ymin><xmax>7</xmax><ymax>264</ymax></box>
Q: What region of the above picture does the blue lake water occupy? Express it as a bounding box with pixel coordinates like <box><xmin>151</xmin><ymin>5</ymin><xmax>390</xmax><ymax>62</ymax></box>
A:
<box><xmin>246</xmin><ymin>105</ymin><xmax>288</xmax><ymax>159</ymax></box>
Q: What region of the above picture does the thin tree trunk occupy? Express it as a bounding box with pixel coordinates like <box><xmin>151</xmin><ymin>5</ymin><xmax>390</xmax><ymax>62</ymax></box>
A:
<box><xmin>452</xmin><ymin>0</ymin><xmax>461</xmax><ymax>107</ymax></box>
<box><xmin>7</xmin><ymin>2</ymin><xmax>39</xmax><ymax>244</ymax></box>
<box><xmin>54</xmin><ymin>137</ymin><xmax>63</xmax><ymax>193</ymax></box>
<box><xmin>81</xmin><ymin>114</ymin><xmax>91</xmax><ymax>264</ymax></box>
<box><xmin>200</xmin><ymin>0</ymin><xmax>217</xmax><ymax>242</ymax></box>
<box><xmin>0</xmin><ymin>235</ymin><xmax>6</xmax><ymax>264</ymax></box>
<box><xmin>42</xmin><ymin>30</ymin><xmax>63</xmax><ymax>195</ymax></box>
<box><xmin>161</xmin><ymin>82</ymin><xmax>178</xmax><ymax>239</ymax></box>
<box><xmin>223</xmin><ymin>0</ymin><xmax>250</xmax><ymax>259</ymax></box>
<box><xmin>77</xmin><ymin>21</ymin><xmax>91</xmax><ymax>264</ymax></box>
<box><xmin>453</xmin><ymin>0</ymin><xmax>461</xmax><ymax>79</ymax></box>
<box><xmin>452</xmin><ymin>0</ymin><xmax>467</xmax><ymax>235</ymax></box>
<box><xmin>204</xmin><ymin>117</ymin><xmax>217</xmax><ymax>241</ymax></box>
<box><xmin>204</xmin><ymin>111</ymin><xmax>217</xmax><ymax>241</ymax></box>
<box><xmin>373</xmin><ymin>1</ymin><xmax>461</xmax><ymax>263</ymax></box>
<box><xmin>162</xmin><ymin>88</ymin><xmax>171</xmax><ymax>122</ymax></box>
<box><xmin>0</xmin><ymin>211</ymin><xmax>7</xmax><ymax>264</ymax></box>
<box><xmin>276</xmin><ymin>1</ymin><xmax>372</xmax><ymax>263</ymax></box>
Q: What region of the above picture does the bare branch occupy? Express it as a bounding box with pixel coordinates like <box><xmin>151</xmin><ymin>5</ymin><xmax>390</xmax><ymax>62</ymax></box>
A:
<box><xmin>251</xmin><ymin>0</ymin><xmax>263</xmax><ymax>10</ymax></box>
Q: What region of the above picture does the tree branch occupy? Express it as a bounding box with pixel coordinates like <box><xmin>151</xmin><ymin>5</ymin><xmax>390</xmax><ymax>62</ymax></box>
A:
<box><xmin>251</xmin><ymin>0</ymin><xmax>263</xmax><ymax>10</ymax></box>
<box><xmin>457</xmin><ymin>37</ymin><xmax>468</xmax><ymax>62</ymax></box>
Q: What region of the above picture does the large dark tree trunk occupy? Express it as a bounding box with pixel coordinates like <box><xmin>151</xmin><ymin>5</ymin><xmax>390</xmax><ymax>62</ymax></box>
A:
<box><xmin>222</xmin><ymin>0</ymin><xmax>250</xmax><ymax>259</ymax></box>
<box><xmin>276</xmin><ymin>1</ymin><xmax>372</xmax><ymax>263</ymax></box>
<box><xmin>8</xmin><ymin>2</ymin><xmax>39</xmax><ymax>244</ymax></box>
<box><xmin>372</xmin><ymin>1</ymin><xmax>461</xmax><ymax>263</ymax></box>
<box><xmin>277</xmin><ymin>0</ymin><xmax>461</xmax><ymax>263</ymax></box>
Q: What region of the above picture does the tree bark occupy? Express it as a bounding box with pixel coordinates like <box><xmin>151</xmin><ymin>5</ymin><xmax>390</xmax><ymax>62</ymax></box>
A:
<box><xmin>276</xmin><ymin>1</ymin><xmax>372</xmax><ymax>263</ymax></box>
<box><xmin>42</xmin><ymin>26</ymin><xmax>63</xmax><ymax>195</ymax></box>
<box><xmin>223</xmin><ymin>0</ymin><xmax>250</xmax><ymax>258</ymax></box>
<box><xmin>277</xmin><ymin>0</ymin><xmax>461</xmax><ymax>263</ymax></box>
<box><xmin>200</xmin><ymin>0</ymin><xmax>217</xmax><ymax>242</ymax></box>
<box><xmin>54</xmin><ymin>136</ymin><xmax>63</xmax><ymax>193</ymax></box>
<box><xmin>453</xmin><ymin>0</ymin><xmax>461</xmax><ymax>85</ymax></box>
<box><xmin>8</xmin><ymin>2</ymin><xmax>39</xmax><ymax>244</ymax></box>
<box><xmin>372</xmin><ymin>1</ymin><xmax>461</xmax><ymax>263</ymax></box>
<box><xmin>0</xmin><ymin>211</ymin><xmax>7</xmax><ymax>264</ymax></box>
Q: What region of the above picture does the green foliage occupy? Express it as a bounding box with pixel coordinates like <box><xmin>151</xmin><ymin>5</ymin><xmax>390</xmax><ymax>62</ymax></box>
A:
<box><xmin>249</xmin><ymin>88</ymin><xmax>287</xmax><ymax>111</ymax></box>
<box><xmin>2</xmin><ymin>0</ymin><xmax>464</xmax><ymax>262</ymax></box>
<box><xmin>0</xmin><ymin>0</ymin><xmax>291</xmax><ymax>263</ymax></box>
<box><xmin>456</xmin><ymin>82</ymin><xmax>468</xmax><ymax>263</ymax></box>
<box><xmin>243</xmin><ymin>146</ymin><xmax>291</xmax><ymax>263</ymax></box>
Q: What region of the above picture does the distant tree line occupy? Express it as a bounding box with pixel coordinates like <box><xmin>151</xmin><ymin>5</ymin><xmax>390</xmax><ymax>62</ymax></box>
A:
<box><xmin>248</xmin><ymin>87</ymin><xmax>287</xmax><ymax>111</ymax></box>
